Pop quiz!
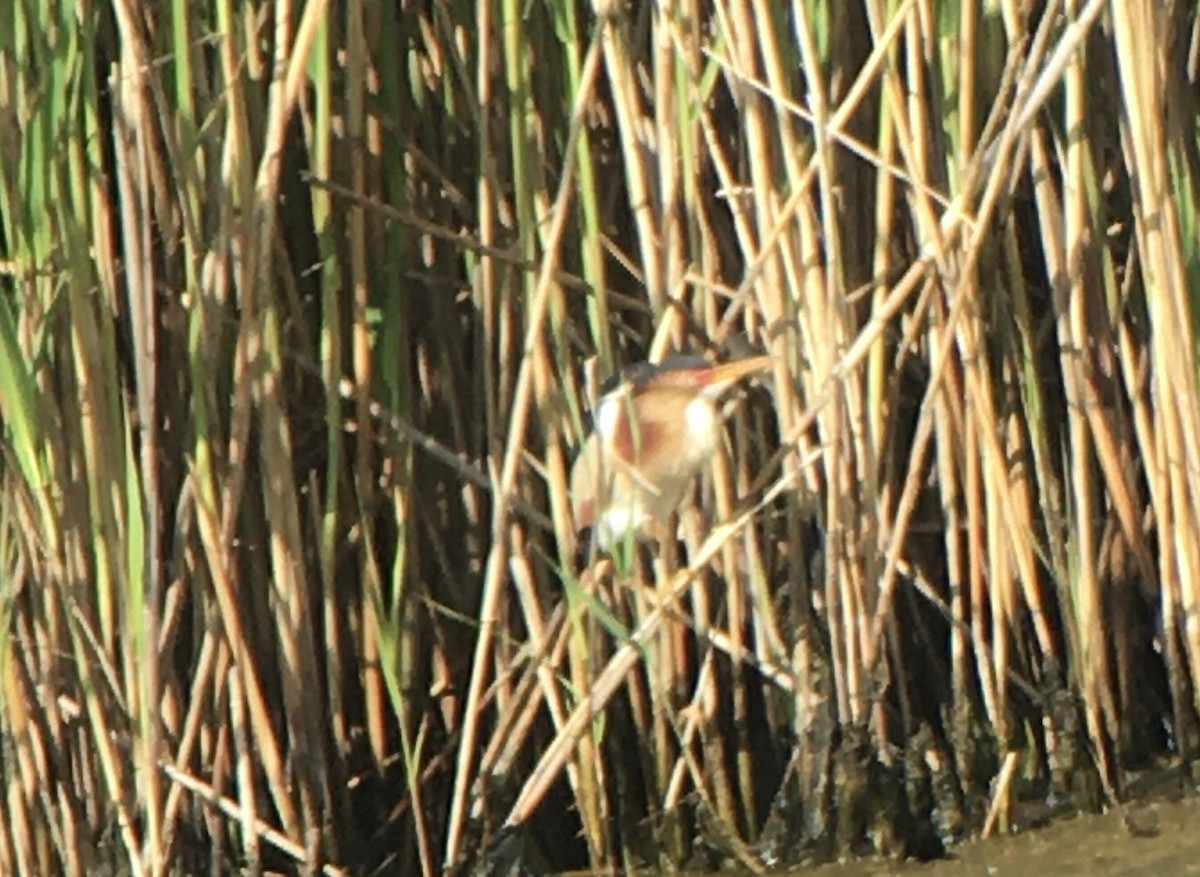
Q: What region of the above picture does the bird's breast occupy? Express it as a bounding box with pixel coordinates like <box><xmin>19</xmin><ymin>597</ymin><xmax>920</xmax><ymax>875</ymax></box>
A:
<box><xmin>684</xmin><ymin>396</ymin><xmax>719</xmax><ymax>448</ymax></box>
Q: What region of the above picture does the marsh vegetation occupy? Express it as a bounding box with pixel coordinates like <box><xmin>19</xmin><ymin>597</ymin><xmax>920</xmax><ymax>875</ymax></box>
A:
<box><xmin>2</xmin><ymin>0</ymin><xmax>1200</xmax><ymax>874</ymax></box>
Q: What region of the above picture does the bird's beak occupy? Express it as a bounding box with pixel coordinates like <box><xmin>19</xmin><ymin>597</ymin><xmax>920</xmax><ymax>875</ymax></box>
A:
<box><xmin>699</xmin><ymin>354</ymin><xmax>774</xmax><ymax>397</ymax></box>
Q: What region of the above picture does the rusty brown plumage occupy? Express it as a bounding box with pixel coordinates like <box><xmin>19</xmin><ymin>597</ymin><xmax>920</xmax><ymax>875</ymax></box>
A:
<box><xmin>569</xmin><ymin>354</ymin><xmax>772</xmax><ymax>546</ymax></box>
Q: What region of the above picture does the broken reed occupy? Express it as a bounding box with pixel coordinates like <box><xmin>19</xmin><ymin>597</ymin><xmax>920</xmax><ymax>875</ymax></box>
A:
<box><xmin>1</xmin><ymin>0</ymin><xmax>1199</xmax><ymax>874</ymax></box>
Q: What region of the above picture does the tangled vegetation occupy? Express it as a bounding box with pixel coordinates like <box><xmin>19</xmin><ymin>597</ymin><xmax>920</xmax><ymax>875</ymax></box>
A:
<box><xmin>2</xmin><ymin>0</ymin><xmax>1200</xmax><ymax>874</ymax></box>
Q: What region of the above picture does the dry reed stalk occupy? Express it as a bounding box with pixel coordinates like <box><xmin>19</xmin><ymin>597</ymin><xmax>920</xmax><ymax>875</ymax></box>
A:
<box><xmin>441</xmin><ymin>23</ymin><xmax>605</xmax><ymax>865</ymax></box>
<box><xmin>160</xmin><ymin>634</ymin><xmax>226</xmax><ymax>863</ymax></box>
<box><xmin>516</xmin><ymin>524</ymin><xmax>611</xmax><ymax>863</ymax></box>
<box><xmin>718</xmin><ymin>426</ymin><xmax>758</xmax><ymax>829</ymax></box>
<box><xmin>344</xmin><ymin>1</ymin><xmax>390</xmax><ymax>778</ymax></box>
<box><xmin>505</xmin><ymin>467</ymin><xmax>800</xmax><ymax>826</ymax></box>
<box><xmin>108</xmin><ymin>4</ymin><xmax>165</xmax><ymax>866</ymax></box>
<box><xmin>1114</xmin><ymin>1</ymin><xmax>1200</xmax><ymax>724</ymax></box>
<box><xmin>250</xmin><ymin>0</ymin><xmax>335</xmax><ymax>851</ymax></box>
<box><xmin>1069</xmin><ymin>0</ymin><xmax>1105</xmax><ymax>719</ymax></box>
<box><xmin>229</xmin><ymin>669</ymin><xmax>261</xmax><ymax>876</ymax></box>
<box><xmin>161</xmin><ymin>762</ymin><xmax>351</xmax><ymax>877</ymax></box>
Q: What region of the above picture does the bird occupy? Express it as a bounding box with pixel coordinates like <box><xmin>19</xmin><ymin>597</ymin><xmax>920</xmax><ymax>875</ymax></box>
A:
<box><xmin>569</xmin><ymin>353</ymin><xmax>773</xmax><ymax>548</ymax></box>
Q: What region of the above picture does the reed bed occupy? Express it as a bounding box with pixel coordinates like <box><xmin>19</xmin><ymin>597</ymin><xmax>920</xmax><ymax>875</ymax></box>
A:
<box><xmin>1</xmin><ymin>0</ymin><xmax>1199</xmax><ymax>874</ymax></box>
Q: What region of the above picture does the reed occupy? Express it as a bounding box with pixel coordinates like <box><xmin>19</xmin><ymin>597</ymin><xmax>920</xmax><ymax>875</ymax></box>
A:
<box><xmin>1</xmin><ymin>0</ymin><xmax>1198</xmax><ymax>873</ymax></box>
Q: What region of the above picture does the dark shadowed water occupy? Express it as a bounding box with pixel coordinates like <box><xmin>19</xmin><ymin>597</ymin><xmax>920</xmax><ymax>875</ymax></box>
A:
<box><xmin>792</xmin><ymin>789</ymin><xmax>1200</xmax><ymax>877</ymax></box>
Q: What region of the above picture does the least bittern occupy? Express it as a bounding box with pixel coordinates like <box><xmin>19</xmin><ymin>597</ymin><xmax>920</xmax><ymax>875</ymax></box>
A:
<box><xmin>570</xmin><ymin>354</ymin><xmax>772</xmax><ymax>547</ymax></box>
